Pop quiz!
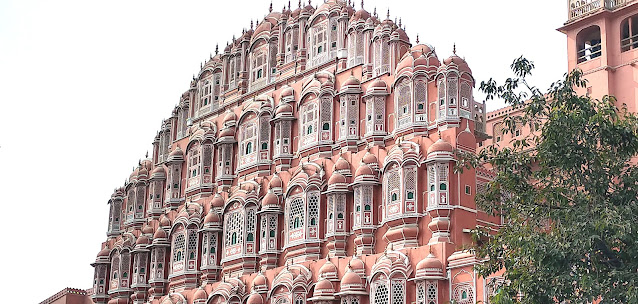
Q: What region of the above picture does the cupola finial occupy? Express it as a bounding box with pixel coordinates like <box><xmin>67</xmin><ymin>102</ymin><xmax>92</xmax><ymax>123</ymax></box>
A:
<box><xmin>251</xmin><ymin>19</ymin><xmax>254</xmax><ymax>30</ymax></box>
<box><xmin>270</xmin><ymin>1</ymin><xmax>273</xmax><ymax>12</ymax></box>
<box><xmin>361</xmin><ymin>0</ymin><xmax>364</xmax><ymax>9</ymax></box>
<box><xmin>215</xmin><ymin>43</ymin><xmax>219</xmax><ymax>55</ymax></box>
<box><xmin>416</xmin><ymin>34</ymin><xmax>419</xmax><ymax>44</ymax></box>
<box><xmin>453</xmin><ymin>43</ymin><xmax>457</xmax><ymax>55</ymax></box>
<box><xmin>289</xmin><ymin>0</ymin><xmax>291</xmax><ymax>10</ymax></box>
<box><xmin>386</xmin><ymin>8</ymin><xmax>390</xmax><ymax>20</ymax></box>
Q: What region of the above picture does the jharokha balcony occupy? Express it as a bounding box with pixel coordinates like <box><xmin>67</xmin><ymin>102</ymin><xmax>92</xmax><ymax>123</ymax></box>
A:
<box><xmin>568</xmin><ymin>0</ymin><xmax>636</xmax><ymax>22</ymax></box>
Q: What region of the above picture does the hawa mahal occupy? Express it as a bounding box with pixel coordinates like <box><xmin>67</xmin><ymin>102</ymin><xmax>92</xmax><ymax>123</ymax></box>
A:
<box><xmin>88</xmin><ymin>0</ymin><xmax>638</xmax><ymax>304</ymax></box>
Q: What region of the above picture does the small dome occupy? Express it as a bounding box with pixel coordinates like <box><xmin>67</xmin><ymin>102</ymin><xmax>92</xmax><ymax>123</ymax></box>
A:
<box><xmin>443</xmin><ymin>54</ymin><xmax>472</xmax><ymax>74</ymax></box>
<box><xmin>341</xmin><ymin>270</ymin><xmax>362</xmax><ymax>285</ymax></box>
<box><xmin>246</xmin><ymin>293</ymin><xmax>263</xmax><ymax>304</ymax></box>
<box><xmin>262</xmin><ymin>191</ymin><xmax>279</xmax><ymax>207</ymax></box>
<box><xmin>319</xmin><ymin>259</ymin><xmax>338</xmax><ymax>278</ymax></box>
<box><xmin>368</xmin><ymin>78</ymin><xmax>387</xmax><ymax>90</ymax></box>
<box><xmin>211</xmin><ymin>193</ymin><xmax>225</xmax><ymax>209</ymax></box>
<box><xmin>275</xmin><ymin>103</ymin><xmax>293</xmax><ymax>115</ymax></box>
<box><xmin>334</xmin><ymin>156</ymin><xmax>350</xmax><ymax>171</ymax></box>
<box><xmin>129</xmin><ymin>168</ymin><xmax>139</xmax><ymax>181</ymax></box>
<box><xmin>204</xmin><ymin>210</ymin><xmax>221</xmax><ymax>224</ymax></box>
<box><xmin>396</xmin><ymin>53</ymin><xmax>414</xmax><ymax>73</ymax></box>
<box><xmin>343</xmin><ymin>75</ymin><xmax>361</xmax><ymax>87</ymax></box>
<box><xmin>169</xmin><ymin>147</ymin><xmax>183</xmax><ymax>158</ymax></box>
<box><xmin>315</xmin><ymin>278</ymin><xmax>333</xmax><ymax>291</ymax></box>
<box><xmin>253</xmin><ymin>272</ymin><xmax>267</xmax><ymax>287</ymax></box>
<box><xmin>328</xmin><ymin>172</ymin><xmax>347</xmax><ymax>185</ymax></box>
<box><xmin>427</xmin><ymin>138</ymin><xmax>454</xmax><ymax>154</ymax></box>
<box><xmin>223</xmin><ymin>111</ymin><xmax>238</xmax><ymax>124</ymax></box>
<box><xmin>151</xmin><ymin>166</ymin><xmax>166</xmax><ymax>178</ymax></box>
<box><xmin>97</xmin><ymin>247</ymin><xmax>110</xmax><ymax>257</ymax></box>
<box><xmin>355</xmin><ymin>164</ymin><xmax>374</xmax><ymax>177</ymax></box>
<box><xmin>351</xmin><ymin>8</ymin><xmax>371</xmax><ymax>22</ymax></box>
<box><xmin>269</xmin><ymin>174</ymin><xmax>283</xmax><ymax>189</ymax></box>
<box><xmin>153</xmin><ymin>228</ymin><xmax>167</xmax><ymax>239</ymax></box>
<box><xmin>142</xmin><ymin>225</ymin><xmax>154</xmax><ymax>235</ymax></box>
<box><xmin>281</xmin><ymin>86</ymin><xmax>295</xmax><ymax>98</ymax></box>
<box><xmin>136</xmin><ymin>235</ymin><xmax>150</xmax><ymax>245</ymax></box>
<box><xmin>362</xmin><ymin>151</ymin><xmax>378</xmax><ymax>165</ymax></box>
<box><xmin>348</xmin><ymin>256</ymin><xmax>365</xmax><ymax>272</ymax></box>
<box><xmin>193</xmin><ymin>288</ymin><xmax>208</xmax><ymax>301</ymax></box>
<box><xmin>138</xmin><ymin>167</ymin><xmax>149</xmax><ymax>178</ymax></box>
<box><xmin>417</xmin><ymin>253</ymin><xmax>444</xmax><ymax>271</ymax></box>
<box><xmin>392</xmin><ymin>27</ymin><xmax>409</xmax><ymax>42</ymax></box>
<box><xmin>159</xmin><ymin>215</ymin><xmax>171</xmax><ymax>227</ymax></box>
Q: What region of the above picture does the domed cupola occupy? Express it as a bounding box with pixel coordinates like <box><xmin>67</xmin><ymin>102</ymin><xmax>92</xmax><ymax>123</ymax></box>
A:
<box><xmin>203</xmin><ymin>209</ymin><xmax>222</xmax><ymax>231</ymax></box>
<box><xmin>261</xmin><ymin>190</ymin><xmax>281</xmax><ymax>211</ymax></box>
<box><xmin>318</xmin><ymin>257</ymin><xmax>339</xmax><ymax>281</ymax></box>
<box><xmin>416</xmin><ymin>253</ymin><xmax>445</xmax><ymax>280</ymax></box>
<box><xmin>167</xmin><ymin>147</ymin><xmax>184</xmax><ymax>162</ymax></box>
<box><xmin>427</xmin><ymin>138</ymin><xmax>454</xmax><ymax>161</ymax></box>
<box><xmin>193</xmin><ymin>287</ymin><xmax>208</xmax><ymax>304</ymax></box>
<box><xmin>280</xmin><ymin>85</ymin><xmax>295</xmax><ymax>103</ymax></box>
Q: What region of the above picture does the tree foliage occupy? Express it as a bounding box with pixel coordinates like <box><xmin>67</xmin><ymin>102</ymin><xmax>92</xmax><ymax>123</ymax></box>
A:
<box><xmin>462</xmin><ymin>57</ymin><xmax>638</xmax><ymax>303</ymax></box>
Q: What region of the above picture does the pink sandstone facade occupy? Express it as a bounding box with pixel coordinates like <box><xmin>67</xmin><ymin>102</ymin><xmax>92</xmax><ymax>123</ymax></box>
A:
<box><xmin>91</xmin><ymin>0</ymin><xmax>638</xmax><ymax>303</ymax></box>
<box><xmin>486</xmin><ymin>0</ymin><xmax>638</xmax><ymax>147</ymax></box>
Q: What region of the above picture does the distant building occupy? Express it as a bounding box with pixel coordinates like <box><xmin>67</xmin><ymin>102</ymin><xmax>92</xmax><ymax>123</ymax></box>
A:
<box><xmin>40</xmin><ymin>288</ymin><xmax>93</xmax><ymax>304</ymax></box>
<box><xmin>486</xmin><ymin>0</ymin><xmax>638</xmax><ymax>147</ymax></box>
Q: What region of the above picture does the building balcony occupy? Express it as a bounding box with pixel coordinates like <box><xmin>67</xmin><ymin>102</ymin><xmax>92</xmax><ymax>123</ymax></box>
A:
<box><xmin>568</xmin><ymin>0</ymin><xmax>636</xmax><ymax>22</ymax></box>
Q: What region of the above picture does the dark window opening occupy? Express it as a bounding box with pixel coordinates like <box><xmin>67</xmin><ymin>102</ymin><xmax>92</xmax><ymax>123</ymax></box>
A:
<box><xmin>577</xmin><ymin>25</ymin><xmax>602</xmax><ymax>63</ymax></box>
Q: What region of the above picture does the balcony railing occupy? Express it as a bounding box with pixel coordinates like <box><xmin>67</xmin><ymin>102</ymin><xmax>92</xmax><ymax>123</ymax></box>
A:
<box><xmin>569</xmin><ymin>0</ymin><xmax>635</xmax><ymax>22</ymax></box>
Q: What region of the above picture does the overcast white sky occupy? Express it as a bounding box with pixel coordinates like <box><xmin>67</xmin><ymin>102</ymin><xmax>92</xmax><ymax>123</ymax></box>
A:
<box><xmin>0</xmin><ymin>0</ymin><xmax>566</xmax><ymax>302</ymax></box>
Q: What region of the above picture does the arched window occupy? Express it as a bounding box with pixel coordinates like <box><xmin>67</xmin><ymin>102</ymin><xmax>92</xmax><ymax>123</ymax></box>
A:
<box><xmin>239</xmin><ymin>117</ymin><xmax>258</xmax><ymax>167</ymax></box>
<box><xmin>285</xmin><ymin>27</ymin><xmax>299</xmax><ymax>63</ymax></box>
<box><xmin>373</xmin><ymin>37</ymin><xmax>390</xmax><ymax>76</ymax></box>
<box><xmin>300</xmin><ymin>101</ymin><xmax>319</xmax><ymax>148</ymax></box>
<box><xmin>289</xmin><ymin>197</ymin><xmax>305</xmax><ymax>232</ymax></box>
<box><xmin>621</xmin><ymin>15</ymin><xmax>638</xmax><ymax>52</ymax></box>
<box><xmin>187</xmin><ymin>142</ymin><xmax>201</xmax><ymax>189</ymax></box>
<box><xmin>414</xmin><ymin>80</ymin><xmax>427</xmax><ymax>123</ymax></box>
<box><xmin>384</xmin><ymin>166</ymin><xmax>401</xmax><ymax>219</ymax></box>
<box><xmin>396</xmin><ymin>79</ymin><xmax>412</xmax><ymax>128</ymax></box>
<box><xmin>171</xmin><ymin>230</ymin><xmax>186</xmax><ymax>273</ymax></box>
<box><xmin>373</xmin><ymin>281</ymin><xmax>390</xmax><ymax>304</ymax></box>
<box><xmin>576</xmin><ymin>25</ymin><xmax>602</xmax><ymax>63</ymax></box>
<box><xmin>199</xmin><ymin>79</ymin><xmax>212</xmax><ymax>109</ymax></box>
<box><xmin>251</xmin><ymin>45</ymin><xmax>268</xmax><ymax>90</ymax></box>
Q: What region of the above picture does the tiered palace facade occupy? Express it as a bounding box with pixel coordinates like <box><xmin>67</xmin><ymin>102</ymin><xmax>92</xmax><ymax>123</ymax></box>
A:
<box><xmin>91</xmin><ymin>1</ymin><xmax>504</xmax><ymax>303</ymax></box>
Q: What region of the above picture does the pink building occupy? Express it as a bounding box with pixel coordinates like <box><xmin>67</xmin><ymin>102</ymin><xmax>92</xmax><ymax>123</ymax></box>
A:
<box><xmin>486</xmin><ymin>0</ymin><xmax>638</xmax><ymax>146</ymax></box>
<box><xmin>88</xmin><ymin>1</ymin><xmax>550</xmax><ymax>304</ymax></box>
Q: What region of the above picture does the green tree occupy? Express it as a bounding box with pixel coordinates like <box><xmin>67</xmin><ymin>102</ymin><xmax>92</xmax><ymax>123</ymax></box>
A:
<box><xmin>461</xmin><ymin>57</ymin><xmax>638</xmax><ymax>303</ymax></box>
